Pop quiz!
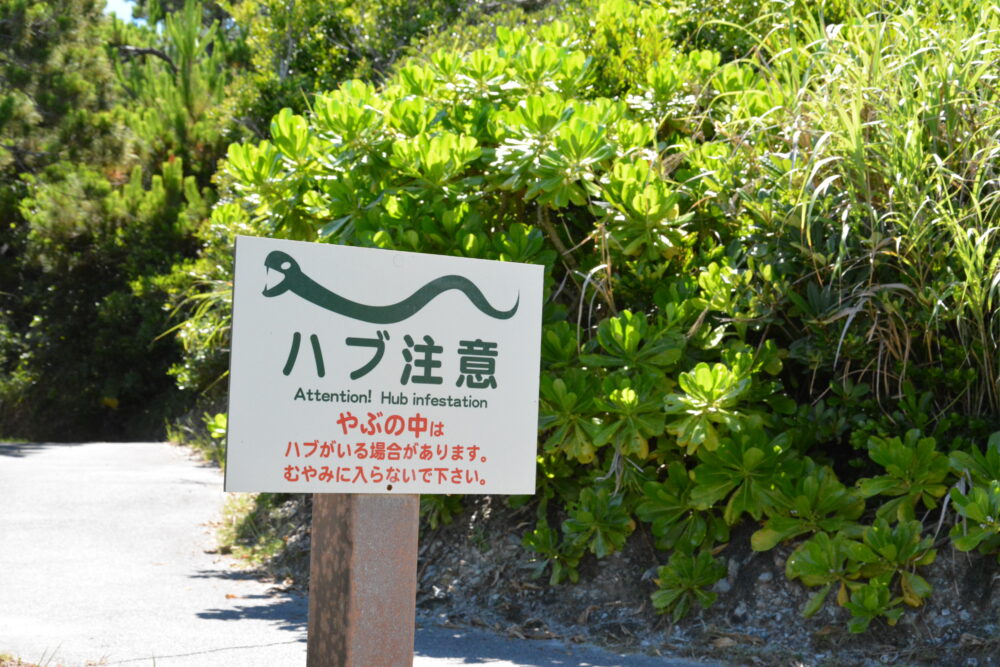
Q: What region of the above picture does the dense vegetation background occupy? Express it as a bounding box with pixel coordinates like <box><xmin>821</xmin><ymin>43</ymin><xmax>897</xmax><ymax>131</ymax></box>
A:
<box><xmin>5</xmin><ymin>0</ymin><xmax>1000</xmax><ymax>635</ymax></box>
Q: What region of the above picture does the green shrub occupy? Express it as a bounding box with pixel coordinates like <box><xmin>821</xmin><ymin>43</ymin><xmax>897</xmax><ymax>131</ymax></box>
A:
<box><xmin>167</xmin><ymin>0</ymin><xmax>1000</xmax><ymax>632</ymax></box>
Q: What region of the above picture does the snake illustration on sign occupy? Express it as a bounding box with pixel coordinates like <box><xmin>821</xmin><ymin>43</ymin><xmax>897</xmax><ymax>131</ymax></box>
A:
<box><xmin>262</xmin><ymin>250</ymin><xmax>519</xmax><ymax>323</ymax></box>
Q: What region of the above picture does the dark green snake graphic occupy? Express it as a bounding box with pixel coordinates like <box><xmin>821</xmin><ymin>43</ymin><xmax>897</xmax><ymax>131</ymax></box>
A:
<box><xmin>262</xmin><ymin>250</ymin><xmax>519</xmax><ymax>323</ymax></box>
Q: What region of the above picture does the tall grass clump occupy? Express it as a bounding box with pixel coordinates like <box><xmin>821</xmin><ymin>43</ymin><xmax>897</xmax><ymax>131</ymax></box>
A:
<box><xmin>727</xmin><ymin>0</ymin><xmax>1000</xmax><ymax>423</ymax></box>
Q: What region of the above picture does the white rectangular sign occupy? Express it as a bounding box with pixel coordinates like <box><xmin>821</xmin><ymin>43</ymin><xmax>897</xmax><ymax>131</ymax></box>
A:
<box><xmin>225</xmin><ymin>236</ymin><xmax>543</xmax><ymax>494</ymax></box>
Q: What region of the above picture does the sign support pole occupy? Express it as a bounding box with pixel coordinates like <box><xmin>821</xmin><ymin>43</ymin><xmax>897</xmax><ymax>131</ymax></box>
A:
<box><xmin>307</xmin><ymin>493</ymin><xmax>419</xmax><ymax>667</ymax></box>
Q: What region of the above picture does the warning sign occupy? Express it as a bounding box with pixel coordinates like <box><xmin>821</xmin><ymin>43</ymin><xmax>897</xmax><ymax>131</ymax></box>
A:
<box><xmin>225</xmin><ymin>236</ymin><xmax>543</xmax><ymax>494</ymax></box>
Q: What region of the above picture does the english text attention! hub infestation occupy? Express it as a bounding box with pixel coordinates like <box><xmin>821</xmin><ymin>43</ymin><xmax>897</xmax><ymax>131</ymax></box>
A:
<box><xmin>292</xmin><ymin>387</ymin><xmax>489</xmax><ymax>409</ymax></box>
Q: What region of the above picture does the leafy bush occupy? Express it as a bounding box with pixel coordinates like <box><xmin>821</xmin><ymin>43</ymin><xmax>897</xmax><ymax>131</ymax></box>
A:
<box><xmin>164</xmin><ymin>0</ymin><xmax>1000</xmax><ymax>633</ymax></box>
<box><xmin>652</xmin><ymin>549</ymin><xmax>727</xmax><ymax>622</ymax></box>
<box><xmin>196</xmin><ymin>0</ymin><xmax>799</xmax><ymax>620</ymax></box>
<box><xmin>786</xmin><ymin>519</ymin><xmax>935</xmax><ymax>630</ymax></box>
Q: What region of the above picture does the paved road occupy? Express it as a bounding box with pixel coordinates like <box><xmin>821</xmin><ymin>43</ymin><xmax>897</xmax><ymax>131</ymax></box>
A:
<box><xmin>0</xmin><ymin>441</ymin><xmax>722</xmax><ymax>667</ymax></box>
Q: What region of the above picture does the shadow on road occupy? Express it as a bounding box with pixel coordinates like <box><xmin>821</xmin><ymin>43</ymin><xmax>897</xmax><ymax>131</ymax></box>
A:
<box><xmin>412</xmin><ymin>625</ymin><xmax>702</xmax><ymax>667</ymax></box>
<box><xmin>0</xmin><ymin>441</ymin><xmax>88</xmax><ymax>457</ymax></box>
<box><xmin>191</xmin><ymin>569</ymin><xmax>308</xmax><ymax>635</ymax></box>
<box><xmin>196</xmin><ymin>594</ymin><xmax>308</xmax><ymax>635</ymax></box>
<box><xmin>186</xmin><ymin>566</ymin><xmax>706</xmax><ymax>666</ymax></box>
<box><xmin>189</xmin><ymin>568</ymin><xmax>266</xmax><ymax>581</ymax></box>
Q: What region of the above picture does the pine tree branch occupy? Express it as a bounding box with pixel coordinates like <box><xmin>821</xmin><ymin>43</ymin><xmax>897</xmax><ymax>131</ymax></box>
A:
<box><xmin>115</xmin><ymin>45</ymin><xmax>178</xmax><ymax>76</ymax></box>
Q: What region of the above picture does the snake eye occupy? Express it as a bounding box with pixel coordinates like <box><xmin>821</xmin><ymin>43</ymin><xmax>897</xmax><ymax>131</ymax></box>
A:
<box><xmin>281</xmin><ymin>261</ymin><xmax>292</xmax><ymax>271</ymax></box>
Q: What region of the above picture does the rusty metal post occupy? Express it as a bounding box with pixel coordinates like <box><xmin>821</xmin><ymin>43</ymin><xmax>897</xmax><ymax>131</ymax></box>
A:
<box><xmin>307</xmin><ymin>493</ymin><xmax>419</xmax><ymax>667</ymax></box>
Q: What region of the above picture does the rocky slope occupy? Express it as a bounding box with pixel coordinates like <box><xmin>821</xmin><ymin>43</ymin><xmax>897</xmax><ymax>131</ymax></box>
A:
<box><xmin>254</xmin><ymin>494</ymin><xmax>1000</xmax><ymax>666</ymax></box>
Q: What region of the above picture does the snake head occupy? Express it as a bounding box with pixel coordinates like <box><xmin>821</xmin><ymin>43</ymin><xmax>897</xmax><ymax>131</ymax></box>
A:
<box><xmin>263</xmin><ymin>250</ymin><xmax>300</xmax><ymax>297</ymax></box>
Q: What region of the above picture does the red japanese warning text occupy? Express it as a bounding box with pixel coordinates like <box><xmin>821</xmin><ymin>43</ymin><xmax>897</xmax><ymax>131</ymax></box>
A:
<box><xmin>280</xmin><ymin>412</ymin><xmax>488</xmax><ymax>488</ymax></box>
<box><xmin>280</xmin><ymin>464</ymin><xmax>484</xmax><ymax>487</ymax></box>
<box><xmin>333</xmin><ymin>410</ymin><xmax>444</xmax><ymax>438</ymax></box>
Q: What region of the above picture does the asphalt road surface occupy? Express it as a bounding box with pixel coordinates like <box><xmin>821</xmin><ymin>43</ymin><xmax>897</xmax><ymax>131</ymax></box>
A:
<box><xmin>0</xmin><ymin>441</ymin><xmax>722</xmax><ymax>667</ymax></box>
